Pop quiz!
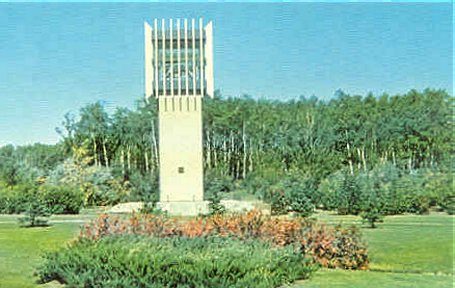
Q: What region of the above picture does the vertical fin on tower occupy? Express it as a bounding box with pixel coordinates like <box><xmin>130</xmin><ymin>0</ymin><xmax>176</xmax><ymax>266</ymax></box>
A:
<box><xmin>144</xmin><ymin>21</ymin><xmax>153</xmax><ymax>99</ymax></box>
<box><xmin>204</xmin><ymin>21</ymin><xmax>214</xmax><ymax>98</ymax></box>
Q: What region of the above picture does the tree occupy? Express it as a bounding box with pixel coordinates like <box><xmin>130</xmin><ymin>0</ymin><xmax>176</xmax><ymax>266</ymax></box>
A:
<box><xmin>17</xmin><ymin>184</ymin><xmax>50</xmax><ymax>227</ymax></box>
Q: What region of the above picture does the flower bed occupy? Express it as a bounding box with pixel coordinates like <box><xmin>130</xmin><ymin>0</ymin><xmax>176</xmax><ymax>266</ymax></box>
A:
<box><xmin>80</xmin><ymin>210</ymin><xmax>368</xmax><ymax>269</ymax></box>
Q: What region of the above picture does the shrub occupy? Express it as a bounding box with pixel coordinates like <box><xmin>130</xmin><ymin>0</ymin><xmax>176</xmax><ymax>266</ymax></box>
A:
<box><xmin>48</xmin><ymin>158</ymin><xmax>130</xmax><ymax>206</ymax></box>
<box><xmin>38</xmin><ymin>185</ymin><xmax>84</xmax><ymax>214</ymax></box>
<box><xmin>317</xmin><ymin>172</ymin><xmax>344</xmax><ymax>210</ymax></box>
<box><xmin>0</xmin><ymin>183</ymin><xmax>83</xmax><ymax>215</ymax></box>
<box><xmin>424</xmin><ymin>172</ymin><xmax>454</xmax><ymax>215</ymax></box>
<box><xmin>207</xmin><ymin>190</ymin><xmax>226</xmax><ymax>216</ymax></box>
<box><xmin>288</xmin><ymin>193</ymin><xmax>314</xmax><ymax>217</ymax></box>
<box><xmin>263</xmin><ymin>175</ymin><xmax>315</xmax><ymax>217</ymax></box>
<box><xmin>394</xmin><ymin>174</ymin><xmax>429</xmax><ymax>214</ymax></box>
<box><xmin>282</xmin><ymin>174</ymin><xmax>316</xmax><ymax>217</ymax></box>
<box><xmin>267</xmin><ymin>183</ymin><xmax>289</xmax><ymax>215</ymax></box>
<box><xmin>38</xmin><ymin>236</ymin><xmax>315</xmax><ymax>288</ymax></box>
<box><xmin>0</xmin><ymin>182</ymin><xmax>37</xmax><ymax>214</ymax></box>
<box><xmin>358</xmin><ymin>175</ymin><xmax>384</xmax><ymax>228</ymax></box>
<box><xmin>0</xmin><ymin>190</ymin><xmax>15</xmax><ymax>214</ymax></box>
<box><xmin>360</xmin><ymin>208</ymin><xmax>383</xmax><ymax>228</ymax></box>
<box><xmin>126</xmin><ymin>171</ymin><xmax>158</xmax><ymax>203</ymax></box>
<box><xmin>364</xmin><ymin>164</ymin><xmax>450</xmax><ymax>215</ymax></box>
<box><xmin>204</xmin><ymin>171</ymin><xmax>234</xmax><ymax>200</ymax></box>
<box><xmin>438</xmin><ymin>195</ymin><xmax>454</xmax><ymax>215</ymax></box>
<box><xmin>18</xmin><ymin>199</ymin><xmax>50</xmax><ymax>227</ymax></box>
<box><xmin>17</xmin><ymin>185</ymin><xmax>51</xmax><ymax>227</ymax></box>
<box><xmin>319</xmin><ymin>164</ymin><xmax>452</xmax><ymax>217</ymax></box>
<box><xmin>330</xmin><ymin>225</ymin><xmax>369</xmax><ymax>269</ymax></box>
<box><xmin>336</xmin><ymin>173</ymin><xmax>362</xmax><ymax>215</ymax></box>
<box><xmin>79</xmin><ymin>210</ymin><xmax>369</xmax><ymax>270</ymax></box>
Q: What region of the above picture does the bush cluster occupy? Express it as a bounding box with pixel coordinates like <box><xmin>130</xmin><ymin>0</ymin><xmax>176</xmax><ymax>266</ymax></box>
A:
<box><xmin>0</xmin><ymin>183</ymin><xmax>35</xmax><ymax>214</ymax></box>
<box><xmin>0</xmin><ymin>161</ymin><xmax>158</xmax><ymax>214</ymax></box>
<box><xmin>257</xmin><ymin>173</ymin><xmax>315</xmax><ymax>217</ymax></box>
<box><xmin>48</xmin><ymin>158</ymin><xmax>131</xmax><ymax>206</ymax></box>
<box><xmin>38</xmin><ymin>185</ymin><xmax>84</xmax><ymax>214</ymax></box>
<box><xmin>315</xmin><ymin>164</ymin><xmax>454</xmax><ymax>217</ymax></box>
<box><xmin>236</xmin><ymin>164</ymin><xmax>453</xmax><ymax>220</ymax></box>
<box><xmin>0</xmin><ymin>183</ymin><xmax>83</xmax><ymax>215</ymax></box>
<box><xmin>0</xmin><ymin>183</ymin><xmax>52</xmax><ymax>226</ymax></box>
<box><xmin>79</xmin><ymin>210</ymin><xmax>368</xmax><ymax>270</ymax></box>
<box><xmin>38</xmin><ymin>236</ymin><xmax>315</xmax><ymax>288</ymax></box>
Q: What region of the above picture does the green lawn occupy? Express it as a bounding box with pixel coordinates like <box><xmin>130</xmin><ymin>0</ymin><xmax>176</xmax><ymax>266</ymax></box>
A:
<box><xmin>297</xmin><ymin>269</ymin><xmax>453</xmax><ymax>288</ymax></box>
<box><xmin>296</xmin><ymin>212</ymin><xmax>454</xmax><ymax>288</ymax></box>
<box><xmin>0</xmin><ymin>214</ymin><xmax>90</xmax><ymax>288</ymax></box>
<box><xmin>0</xmin><ymin>212</ymin><xmax>453</xmax><ymax>288</ymax></box>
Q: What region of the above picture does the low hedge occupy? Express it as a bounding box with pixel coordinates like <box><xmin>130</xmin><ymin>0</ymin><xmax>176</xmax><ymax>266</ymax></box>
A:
<box><xmin>38</xmin><ymin>185</ymin><xmax>83</xmax><ymax>214</ymax></box>
<box><xmin>0</xmin><ymin>184</ymin><xmax>83</xmax><ymax>215</ymax></box>
<box><xmin>0</xmin><ymin>183</ymin><xmax>38</xmax><ymax>214</ymax></box>
<box><xmin>38</xmin><ymin>236</ymin><xmax>315</xmax><ymax>288</ymax></box>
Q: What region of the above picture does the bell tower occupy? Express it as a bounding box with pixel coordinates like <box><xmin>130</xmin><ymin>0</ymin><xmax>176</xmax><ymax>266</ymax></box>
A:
<box><xmin>144</xmin><ymin>18</ymin><xmax>214</xmax><ymax>215</ymax></box>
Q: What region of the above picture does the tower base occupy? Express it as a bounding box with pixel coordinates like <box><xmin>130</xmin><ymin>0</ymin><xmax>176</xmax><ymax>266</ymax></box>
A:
<box><xmin>157</xmin><ymin>201</ymin><xmax>209</xmax><ymax>216</ymax></box>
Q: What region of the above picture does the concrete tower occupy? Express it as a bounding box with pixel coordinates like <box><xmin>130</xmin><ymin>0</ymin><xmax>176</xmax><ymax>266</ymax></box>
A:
<box><xmin>144</xmin><ymin>18</ymin><xmax>214</xmax><ymax>215</ymax></box>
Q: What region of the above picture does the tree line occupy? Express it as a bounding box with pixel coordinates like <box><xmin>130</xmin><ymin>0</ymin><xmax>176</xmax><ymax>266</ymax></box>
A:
<box><xmin>56</xmin><ymin>88</ymin><xmax>453</xmax><ymax>180</ymax></box>
<box><xmin>0</xmin><ymin>88</ymin><xmax>453</xmax><ymax>216</ymax></box>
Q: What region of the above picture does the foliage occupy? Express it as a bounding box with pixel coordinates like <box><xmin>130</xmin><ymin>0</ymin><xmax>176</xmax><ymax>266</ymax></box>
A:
<box><xmin>0</xmin><ymin>144</ymin><xmax>64</xmax><ymax>186</ymax></box>
<box><xmin>204</xmin><ymin>171</ymin><xmax>234</xmax><ymax>215</ymax></box>
<box><xmin>38</xmin><ymin>185</ymin><xmax>84</xmax><ymax>214</ymax></box>
<box><xmin>0</xmin><ymin>182</ymin><xmax>83</xmax><ymax>215</ymax></box>
<box><xmin>0</xmin><ymin>89</ymin><xmax>453</xmax><ymax>215</ymax></box>
<box><xmin>262</xmin><ymin>173</ymin><xmax>315</xmax><ymax>217</ymax></box>
<box><xmin>266</xmin><ymin>182</ymin><xmax>289</xmax><ymax>215</ymax></box>
<box><xmin>52</xmin><ymin>89</ymin><xmax>452</xmax><ymax>213</ymax></box>
<box><xmin>207</xmin><ymin>191</ymin><xmax>226</xmax><ymax>216</ymax></box>
<box><xmin>438</xmin><ymin>194</ymin><xmax>454</xmax><ymax>215</ymax></box>
<box><xmin>18</xmin><ymin>201</ymin><xmax>50</xmax><ymax>227</ymax></box>
<box><xmin>390</xmin><ymin>172</ymin><xmax>428</xmax><ymax>215</ymax></box>
<box><xmin>17</xmin><ymin>186</ymin><xmax>50</xmax><ymax>227</ymax></box>
<box><xmin>336</xmin><ymin>173</ymin><xmax>362</xmax><ymax>215</ymax></box>
<box><xmin>360</xmin><ymin>208</ymin><xmax>384</xmax><ymax>228</ymax></box>
<box><xmin>315</xmin><ymin>162</ymin><xmax>454</xmax><ymax>217</ymax></box>
<box><xmin>1</xmin><ymin>213</ymin><xmax>452</xmax><ymax>288</ymax></box>
<box><xmin>79</xmin><ymin>210</ymin><xmax>369</xmax><ymax>270</ymax></box>
<box><xmin>38</xmin><ymin>236</ymin><xmax>315</xmax><ymax>288</ymax></box>
<box><xmin>125</xmin><ymin>171</ymin><xmax>158</xmax><ymax>203</ymax></box>
<box><xmin>204</xmin><ymin>170</ymin><xmax>234</xmax><ymax>200</ymax></box>
<box><xmin>357</xmin><ymin>173</ymin><xmax>384</xmax><ymax>228</ymax></box>
<box><xmin>317</xmin><ymin>171</ymin><xmax>344</xmax><ymax>210</ymax></box>
<box><xmin>139</xmin><ymin>201</ymin><xmax>163</xmax><ymax>215</ymax></box>
<box><xmin>424</xmin><ymin>171</ymin><xmax>454</xmax><ymax>214</ymax></box>
<box><xmin>0</xmin><ymin>182</ymin><xmax>37</xmax><ymax>214</ymax></box>
<box><xmin>48</xmin><ymin>148</ymin><xmax>129</xmax><ymax>206</ymax></box>
<box><xmin>0</xmin><ymin>146</ymin><xmax>20</xmax><ymax>186</ymax></box>
<box><xmin>283</xmin><ymin>175</ymin><xmax>316</xmax><ymax>217</ymax></box>
<box><xmin>327</xmin><ymin>225</ymin><xmax>369</xmax><ymax>269</ymax></box>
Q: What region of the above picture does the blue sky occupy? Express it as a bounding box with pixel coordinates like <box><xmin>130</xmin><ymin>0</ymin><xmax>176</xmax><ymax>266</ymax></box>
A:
<box><xmin>0</xmin><ymin>2</ymin><xmax>452</xmax><ymax>146</ymax></box>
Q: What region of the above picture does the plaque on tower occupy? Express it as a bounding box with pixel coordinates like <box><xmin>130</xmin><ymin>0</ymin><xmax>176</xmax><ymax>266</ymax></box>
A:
<box><xmin>144</xmin><ymin>18</ymin><xmax>213</xmax><ymax>215</ymax></box>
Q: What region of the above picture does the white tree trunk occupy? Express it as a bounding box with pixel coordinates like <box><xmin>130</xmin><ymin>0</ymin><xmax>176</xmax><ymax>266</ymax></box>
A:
<box><xmin>121</xmin><ymin>148</ymin><xmax>125</xmax><ymax>175</ymax></box>
<box><xmin>242</xmin><ymin>122</ymin><xmax>247</xmax><ymax>179</ymax></box>
<box><xmin>103</xmin><ymin>138</ymin><xmax>109</xmax><ymax>168</ymax></box>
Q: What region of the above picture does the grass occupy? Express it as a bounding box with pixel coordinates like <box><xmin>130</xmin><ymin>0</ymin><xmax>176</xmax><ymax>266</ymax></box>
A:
<box><xmin>296</xmin><ymin>212</ymin><xmax>454</xmax><ymax>288</ymax></box>
<box><xmin>0</xmin><ymin>211</ymin><xmax>452</xmax><ymax>288</ymax></box>
<box><xmin>0</xmin><ymin>214</ymin><xmax>92</xmax><ymax>288</ymax></box>
<box><xmin>298</xmin><ymin>269</ymin><xmax>453</xmax><ymax>288</ymax></box>
<box><xmin>364</xmin><ymin>213</ymin><xmax>453</xmax><ymax>274</ymax></box>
